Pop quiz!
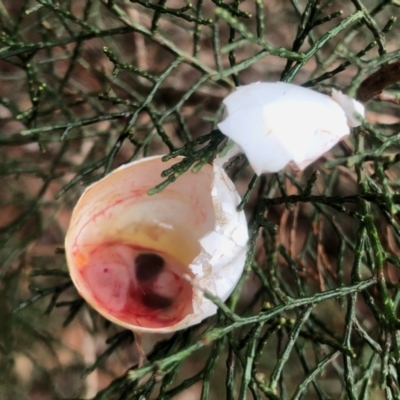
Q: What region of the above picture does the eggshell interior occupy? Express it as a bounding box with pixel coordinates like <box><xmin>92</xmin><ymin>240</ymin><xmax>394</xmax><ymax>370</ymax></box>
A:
<box><xmin>65</xmin><ymin>156</ymin><xmax>215</xmax><ymax>330</ymax></box>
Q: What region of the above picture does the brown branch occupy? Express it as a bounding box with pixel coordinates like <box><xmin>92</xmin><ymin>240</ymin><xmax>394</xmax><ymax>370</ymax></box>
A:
<box><xmin>356</xmin><ymin>61</ymin><xmax>400</xmax><ymax>102</ymax></box>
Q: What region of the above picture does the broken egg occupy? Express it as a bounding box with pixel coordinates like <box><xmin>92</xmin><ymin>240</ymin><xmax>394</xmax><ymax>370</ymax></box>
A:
<box><xmin>65</xmin><ymin>156</ymin><xmax>248</xmax><ymax>333</ymax></box>
<box><xmin>217</xmin><ymin>82</ymin><xmax>365</xmax><ymax>174</ymax></box>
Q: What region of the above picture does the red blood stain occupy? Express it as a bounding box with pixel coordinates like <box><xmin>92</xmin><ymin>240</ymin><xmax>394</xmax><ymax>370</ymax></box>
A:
<box><xmin>72</xmin><ymin>188</ymin><xmax>147</xmax><ymax>249</ymax></box>
<box><xmin>130</xmin><ymin>188</ymin><xmax>146</xmax><ymax>198</ymax></box>
<box><xmin>75</xmin><ymin>242</ymin><xmax>193</xmax><ymax>328</ymax></box>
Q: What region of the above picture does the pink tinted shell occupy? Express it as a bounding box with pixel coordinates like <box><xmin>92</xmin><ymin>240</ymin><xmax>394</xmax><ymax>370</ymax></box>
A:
<box><xmin>65</xmin><ymin>156</ymin><xmax>248</xmax><ymax>333</ymax></box>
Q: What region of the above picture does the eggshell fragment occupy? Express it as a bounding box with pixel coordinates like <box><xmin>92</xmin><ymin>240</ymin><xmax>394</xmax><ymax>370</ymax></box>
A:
<box><xmin>217</xmin><ymin>82</ymin><xmax>365</xmax><ymax>174</ymax></box>
<box><xmin>65</xmin><ymin>156</ymin><xmax>248</xmax><ymax>333</ymax></box>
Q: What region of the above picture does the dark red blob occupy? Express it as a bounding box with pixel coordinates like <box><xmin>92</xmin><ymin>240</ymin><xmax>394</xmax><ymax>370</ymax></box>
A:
<box><xmin>141</xmin><ymin>292</ymin><xmax>173</xmax><ymax>309</ymax></box>
<box><xmin>135</xmin><ymin>253</ymin><xmax>165</xmax><ymax>281</ymax></box>
<box><xmin>77</xmin><ymin>242</ymin><xmax>194</xmax><ymax>329</ymax></box>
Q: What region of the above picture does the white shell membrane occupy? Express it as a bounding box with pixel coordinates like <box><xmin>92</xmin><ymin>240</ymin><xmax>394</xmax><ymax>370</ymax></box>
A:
<box><xmin>218</xmin><ymin>82</ymin><xmax>365</xmax><ymax>174</ymax></box>
<box><xmin>65</xmin><ymin>156</ymin><xmax>248</xmax><ymax>333</ymax></box>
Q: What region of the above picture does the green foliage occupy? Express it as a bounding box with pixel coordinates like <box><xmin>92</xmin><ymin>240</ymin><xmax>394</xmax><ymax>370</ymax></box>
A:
<box><xmin>1</xmin><ymin>0</ymin><xmax>400</xmax><ymax>399</ymax></box>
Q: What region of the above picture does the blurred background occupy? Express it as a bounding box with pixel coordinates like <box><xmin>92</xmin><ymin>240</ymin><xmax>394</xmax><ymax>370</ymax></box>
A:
<box><xmin>1</xmin><ymin>0</ymin><xmax>400</xmax><ymax>399</ymax></box>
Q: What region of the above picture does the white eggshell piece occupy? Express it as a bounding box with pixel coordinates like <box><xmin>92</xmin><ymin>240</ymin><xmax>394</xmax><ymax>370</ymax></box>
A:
<box><xmin>65</xmin><ymin>156</ymin><xmax>248</xmax><ymax>333</ymax></box>
<box><xmin>217</xmin><ymin>82</ymin><xmax>365</xmax><ymax>174</ymax></box>
<box><xmin>331</xmin><ymin>88</ymin><xmax>365</xmax><ymax>127</ymax></box>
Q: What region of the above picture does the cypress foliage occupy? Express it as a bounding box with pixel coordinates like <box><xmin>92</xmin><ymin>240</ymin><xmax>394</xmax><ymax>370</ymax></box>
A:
<box><xmin>1</xmin><ymin>1</ymin><xmax>400</xmax><ymax>399</ymax></box>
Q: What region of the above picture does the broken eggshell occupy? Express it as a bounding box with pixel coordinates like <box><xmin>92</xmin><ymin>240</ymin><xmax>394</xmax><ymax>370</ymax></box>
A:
<box><xmin>65</xmin><ymin>156</ymin><xmax>248</xmax><ymax>333</ymax></box>
<box><xmin>217</xmin><ymin>82</ymin><xmax>365</xmax><ymax>174</ymax></box>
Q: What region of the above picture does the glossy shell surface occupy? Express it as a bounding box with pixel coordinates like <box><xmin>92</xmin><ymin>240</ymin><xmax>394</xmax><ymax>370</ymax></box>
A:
<box><xmin>218</xmin><ymin>82</ymin><xmax>365</xmax><ymax>174</ymax></box>
<box><xmin>65</xmin><ymin>156</ymin><xmax>248</xmax><ymax>333</ymax></box>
